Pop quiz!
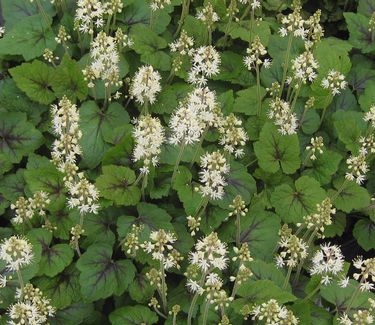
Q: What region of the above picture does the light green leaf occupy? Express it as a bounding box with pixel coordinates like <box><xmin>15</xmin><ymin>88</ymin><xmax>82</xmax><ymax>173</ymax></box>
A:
<box><xmin>236</xmin><ymin>279</ymin><xmax>296</xmax><ymax>303</ymax></box>
<box><xmin>334</xmin><ymin>111</ymin><xmax>367</xmax><ymax>153</ymax></box>
<box><xmin>172</xmin><ymin>166</ymin><xmax>202</xmax><ymax>215</ymax></box>
<box><xmin>80</xmin><ymin>101</ymin><xmax>130</xmax><ymax>168</ymax></box>
<box><xmin>271</xmin><ymin>176</ymin><xmax>326</xmax><ymax>224</ymax></box>
<box><xmin>353</xmin><ymin>218</ymin><xmax>375</xmax><ymax>251</ymax></box>
<box><xmin>130</xmin><ymin>24</ymin><xmax>170</xmax><ymax>70</ymax></box>
<box><xmin>109</xmin><ymin>305</ymin><xmax>158</xmax><ymax>325</ymax></box>
<box><xmin>76</xmin><ymin>243</ymin><xmax>136</xmax><ymax>302</ymax></box>
<box><xmin>0</xmin><ymin>112</ymin><xmax>43</xmax><ymax>164</ymax></box>
<box><xmin>96</xmin><ymin>165</ymin><xmax>141</xmax><ymax>206</ymax></box>
<box><xmin>328</xmin><ymin>178</ymin><xmax>371</xmax><ymax>213</ymax></box>
<box><xmin>359</xmin><ymin>81</ymin><xmax>375</xmax><ymax>111</ymax></box>
<box><xmin>0</xmin><ymin>14</ymin><xmax>56</xmax><ymax>60</ymax></box>
<box><xmin>53</xmin><ymin>55</ymin><xmax>88</xmax><ymax>101</ymax></box>
<box><xmin>233</xmin><ymin>86</ymin><xmax>267</xmax><ymax>116</ymax></box>
<box><xmin>254</xmin><ymin>122</ymin><xmax>300</xmax><ymax>174</ymax></box>
<box><xmin>9</xmin><ymin>60</ymin><xmax>57</xmax><ymax>105</ymax></box>
<box><xmin>344</xmin><ymin>12</ymin><xmax>375</xmax><ymax>53</ymax></box>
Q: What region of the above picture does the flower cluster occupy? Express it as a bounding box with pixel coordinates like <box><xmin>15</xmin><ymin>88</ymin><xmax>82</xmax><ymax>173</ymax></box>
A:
<box><xmin>306</xmin><ymin>136</ymin><xmax>324</xmax><ymax>160</ymax></box>
<box><xmin>82</xmin><ymin>31</ymin><xmax>123</xmax><ymax>88</ymax></box>
<box><xmin>218</xmin><ymin>113</ymin><xmax>248</xmax><ymax>158</ymax></box>
<box><xmin>189</xmin><ymin>232</ymin><xmax>228</xmax><ymax>273</ymax></box>
<box><xmin>10</xmin><ymin>191</ymin><xmax>50</xmax><ymax>225</ymax></box>
<box><xmin>291</xmin><ymin>50</ymin><xmax>319</xmax><ymax>84</ymax></box>
<box><xmin>188</xmin><ymin>45</ymin><xmax>221</xmax><ymax>86</ymax></box>
<box><xmin>250</xmin><ymin>299</ymin><xmax>299</xmax><ymax>324</ymax></box>
<box><xmin>0</xmin><ymin>26</ymin><xmax>5</xmax><ymax>38</ymax></box>
<box><xmin>169</xmin><ymin>30</ymin><xmax>195</xmax><ymax>72</ymax></box>
<box><xmin>196</xmin><ymin>151</ymin><xmax>230</xmax><ymax>200</ymax></box>
<box><xmin>150</xmin><ymin>0</ymin><xmax>171</xmax><ymax>11</ymax></box>
<box><xmin>243</xmin><ymin>35</ymin><xmax>271</xmax><ymax>71</ymax></box>
<box><xmin>142</xmin><ymin>229</ymin><xmax>183</xmax><ymax>270</ymax></box>
<box><xmin>74</xmin><ymin>0</ymin><xmax>105</xmax><ymax>34</ymax></box>
<box><xmin>364</xmin><ymin>105</ymin><xmax>375</xmax><ymax>128</ymax></box>
<box><xmin>338</xmin><ymin>298</ymin><xmax>375</xmax><ymax>325</ymax></box>
<box><xmin>51</xmin><ymin>97</ymin><xmax>99</xmax><ymax>215</ymax></box>
<box><xmin>122</xmin><ymin>224</ymin><xmax>144</xmax><ymax>256</ymax></box>
<box><xmin>196</xmin><ymin>2</ymin><xmax>220</xmax><ymax>29</ymax></box>
<box><xmin>129</xmin><ymin>65</ymin><xmax>162</xmax><ymax>105</ymax></box>
<box><xmin>310</xmin><ymin>243</ymin><xmax>345</xmax><ymax>285</ymax></box>
<box><xmin>345</xmin><ymin>151</ymin><xmax>369</xmax><ymax>185</ymax></box>
<box><xmin>302</xmin><ymin>197</ymin><xmax>336</xmax><ymax>237</ymax></box>
<box><xmin>353</xmin><ymin>257</ymin><xmax>375</xmax><ymax>292</ymax></box>
<box><xmin>132</xmin><ymin>114</ymin><xmax>165</xmax><ymax>174</ymax></box>
<box><xmin>268</xmin><ymin>97</ymin><xmax>298</xmax><ymax>135</ymax></box>
<box><xmin>321</xmin><ymin>70</ymin><xmax>348</xmax><ymax>96</ymax></box>
<box><xmin>278</xmin><ymin>1</ymin><xmax>305</xmax><ymax>38</ymax></box>
<box><xmin>0</xmin><ymin>235</ymin><xmax>33</xmax><ymax>272</ymax></box>
<box><xmin>275</xmin><ymin>232</ymin><xmax>308</xmax><ymax>268</ymax></box>
<box><xmin>169</xmin><ymin>87</ymin><xmax>220</xmax><ymax>145</ymax></box>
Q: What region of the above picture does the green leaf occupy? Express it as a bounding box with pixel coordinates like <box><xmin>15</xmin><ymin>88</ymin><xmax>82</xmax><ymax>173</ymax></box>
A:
<box><xmin>76</xmin><ymin>243</ymin><xmax>136</xmax><ymax>302</ymax></box>
<box><xmin>0</xmin><ymin>169</ymin><xmax>26</xmax><ymax>204</ymax></box>
<box><xmin>254</xmin><ymin>122</ymin><xmax>300</xmax><ymax>174</ymax></box>
<box><xmin>344</xmin><ymin>12</ymin><xmax>375</xmax><ymax>53</ymax></box>
<box><xmin>0</xmin><ymin>14</ymin><xmax>56</xmax><ymax>60</ymax></box>
<box><xmin>128</xmin><ymin>272</ymin><xmax>155</xmax><ymax>303</ymax></box>
<box><xmin>96</xmin><ymin>165</ymin><xmax>141</xmax><ymax>206</ymax></box>
<box><xmin>233</xmin><ymin>86</ymin><xmax>267</xmax><ymax>116</ymax></box>
<box><xmin>218</xmin><ymin>161</ymin><xmax>257</xmax><ymax>209</ymax></box>
<box><xmin>313</xmin><ymin>37</ymin><xmax>352</xmax><ymax>75</ymax></box>
<box><xmin>9</xmin><ymin>60</ymin><xmax>57</xmax><ymax>105</ymax></box>
<box><xmin>109</xmin><ymin>305</ymin><xmax>158</xmax><ymax>325</ymax></box>
<box><xmin>236</xmin><ymin>279</ymin><xmax>296</xmax><ymax>304</ymax></box>
<box><xmin>24</xmin><ymin>163</ymin><xmax>66</xmax><ymax>211</ymax></box>
<box><xmin>271</xmin><ymin>176</ymin><xmax>326</xmax><ymax>224</ymax></box>
<box><xmin>130</xmin><ymin>24</ymin><xmax>170</xmax><ymax>70</ymax></box>
<box><xmin>224</xmin><ymin>20</ymin><xmax>271</xmax><ymax>44</ymax></box>
<box><xmin>172</xmin><ymin>166</ymin><xmax>202</xmax><ymax>215</ymax></box>
<box><xmin>53</xmin><ymin>55</ymin><xmax>88</xmax><ymax>101</ymax></box>
<box><xmin>137</xmin><ymin>202</ymin><xmax>174</xmax><ymax>232</ymax></box>
<box><xmin>304</xmin><ymin>149</ymin><xmax>343</xmax><ymax>185</ymax></box>
<box><xmin>83</xmin><ymin>210</ymin><xmax>116</xmax><ymax>246</ymax></box>
<box><xmin>52</xmin><ymin>302</ymin><xmax>97</xmax><ymax>325</ymax></box>
<box><xmin>323</xmin><ymin>212</ymin><xmax>346</xmax><ymax>238</ymax></box>
<box><xmin>359</xmin><ymin>81</ymin><xmax>375</xmax><ymax>110</ymax></box>
<box><xmin>0</xmin><ymin>79</ymin><xmax>47</xmax><ymax>125</ymax></box>
<box><xmin>28</xmin><ymin>228</ymin><xmax>74</xmax><ymax>277</ymax></box>
<box><xmin>358</xmin><ymin>0</ymin><xmax>375</xmax><ymax>17</ymax></box>
<box><xmin>181</xmin><ymin>15</ymin><xmax>208</xmax><ymax>46</ymax></box>
<box><xmin>334</xmin><ymin>111</ymin><xmax>367</xmax><ymax>153</ymax></box>
<box><xmin>152</xmin><ymin>83</ymin><xmax>190</xmax><ymax>115</ymax></box>
<box><xmin>250</xmin><ymin>259</ymin><xmax>291</xmax><ymax>290</ymax></box>
<box><xmin>328</xmin><ymin>178</ymin><xmax>371</xmax><ymax>213</ymax></box>
<box><xmin>2</xmin><ymin>0</ymin><xmax>55</xmax><ymax>30</ymax></box>
<box><xmin>80</xmin><ymin>101</ymin><xmax>130</xmax><ymax>168</ymax></box>
<box><xmin>0</xmin><ymin>112</ymin><xmax>43</xmax><ymax>164</ymax></box>
<box><xmin>353</xmin><ymin>218</ymin><xmax>375</xmax><ymax>251</ymax></box>
<box><xmin>321</xmin><ymin>279</ymin><xmax>374</xmax><ymax>310</ymax></box>
<box><xmin>34</xmin><ymin>264</ymin><xmax>81</xmax><ymax>309</ymax></box>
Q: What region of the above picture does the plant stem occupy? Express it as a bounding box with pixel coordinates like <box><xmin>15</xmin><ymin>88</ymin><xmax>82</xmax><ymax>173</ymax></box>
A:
<box><xmin>174</xmin><ymin>0</ymin><xmax>191</xmax><ymax>38</ymax></box>
<box><xmin>160</xmin><ymin>259</ymin><xmax>168</xmax><ymax>314</ymax></box>
<box><xmin>141</xmin><ymin>173</ymin><xmax>148</xmax><ymax>201</ymax></box>
<box><xmin>171</xmin><ymin>142</ymin><xmax>186</xmax><ymax>186</ymax></box>
<box><xmin>187</xmin><ymin>291</ymin><xmax>200</xmax><ymax>325</ymax></box>
<box><xmin>303</xmin><ymin>281</ymin><xmax>321</xmax><ymax>302</ymax></box>
<box><xmin>236</xmin><ymin>212</ymin><xmax>241</xmax><ymax>248</ymax></box>
<box><xmin>256</xmin><ymin>63</ymin><xmax>262</xmax><ymax>116</ymax></box>
<box><xmin>202</xmin><ymin>300</ymin><xmax>210</xmax><ymax>325</ymax></box>
<box><xmin>16</xmin><ymin>267</ymin><xmax>25</xmax><ymax>300</ymax></box>
<box><xmin>283</xmin><ymin>266</ymin><xmax>292</xmax><ymax>289</ymax></box>
<box><xmin>279</xmin><ymin>33</ymin><xmax>294</xmax><ymax>98</ymax></box>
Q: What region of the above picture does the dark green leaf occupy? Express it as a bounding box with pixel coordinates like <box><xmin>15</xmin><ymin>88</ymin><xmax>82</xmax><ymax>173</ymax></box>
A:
<box><xmin>152</xmin><ymin>83</ymin><xmax>191</xmax><ymax>115</ymax></box>
<box><xmin>254</xmin><ymin>122</ymin><xmax>300</xmax><ymax>174</ymax></box>
<box><xmin>80</xmin><ymin>101</ymin><xmax>130</xmax><ymax>168</ymax></box>
<box><xmin>137</xmin><ymin>202</ymin><xmax>174</xmax><ymax>232</ymax></box>
<box><xmin>233</xmin><ymin>86</ymin><xmax>267</xmax><ymax>116</ymax></box>
<box><xmin>128</xmin><ymin>272</ymin><xmax>155</xmax><ymax>303</ymax></box>
<box><xmin>53</xmin><ymin>55</ymin><xmax>88</xmax><ymax>101</ymax></box>
<box><xmin>96</xmin><ymin>165</ymin><xmax>140</xmax><ymax>206</ymax></box>
<box><xmin>353</xmin><ymin>218</ymin><xmax>375</xmax><ymax>251</ymax></box>
<box><xmin>109</xmin><ymin>305</ymin><xmax>158</xmax><ymax>325</ymax></box>
<box><xmin>0</xmin><ymin>112</ymin><xmax>43</xmax><ymax>164</ymax></box>
<box><xmin>10</xmin><ymin>60</ymin><xmax>57</xmax><ymax>105</ymax></box>
<box><xmin>271</xmin><ymin>176</ymin><xmax>326</xmax><ymax>224</ymax></box>
<box><xmin>51</xmin><ymin>302</ymin><xmax>97</xmax><ymax>325</ymax></box>
<box><xmin>344</xmin><ymin>12</ymin><xmax>375</xmax><ymax>53</ymax></box>
<box><xmin>328</xmin><ymin>178</ymin><xmax>371</xmax><ymax>213</ymax></box>
<box><xmin>34</xmin><ymin>264</ymin><xmax>81</xmax><ymax>309</ymax></box>
<box><xmin>76</xmin><ymin>243</ymin><xmax>136</xmax><ymax>302</ymax></box>
<box><xmin>0</xmin><ymin>14</ymin><xmax>56</xmax><ymax>60</ymax></box>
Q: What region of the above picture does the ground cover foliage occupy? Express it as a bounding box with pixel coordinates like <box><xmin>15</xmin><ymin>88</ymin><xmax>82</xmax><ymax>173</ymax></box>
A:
<box><xmin>0</xmin><ymin>0</ymin><xmax>375</xmax><ymax>324</ymax></box>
